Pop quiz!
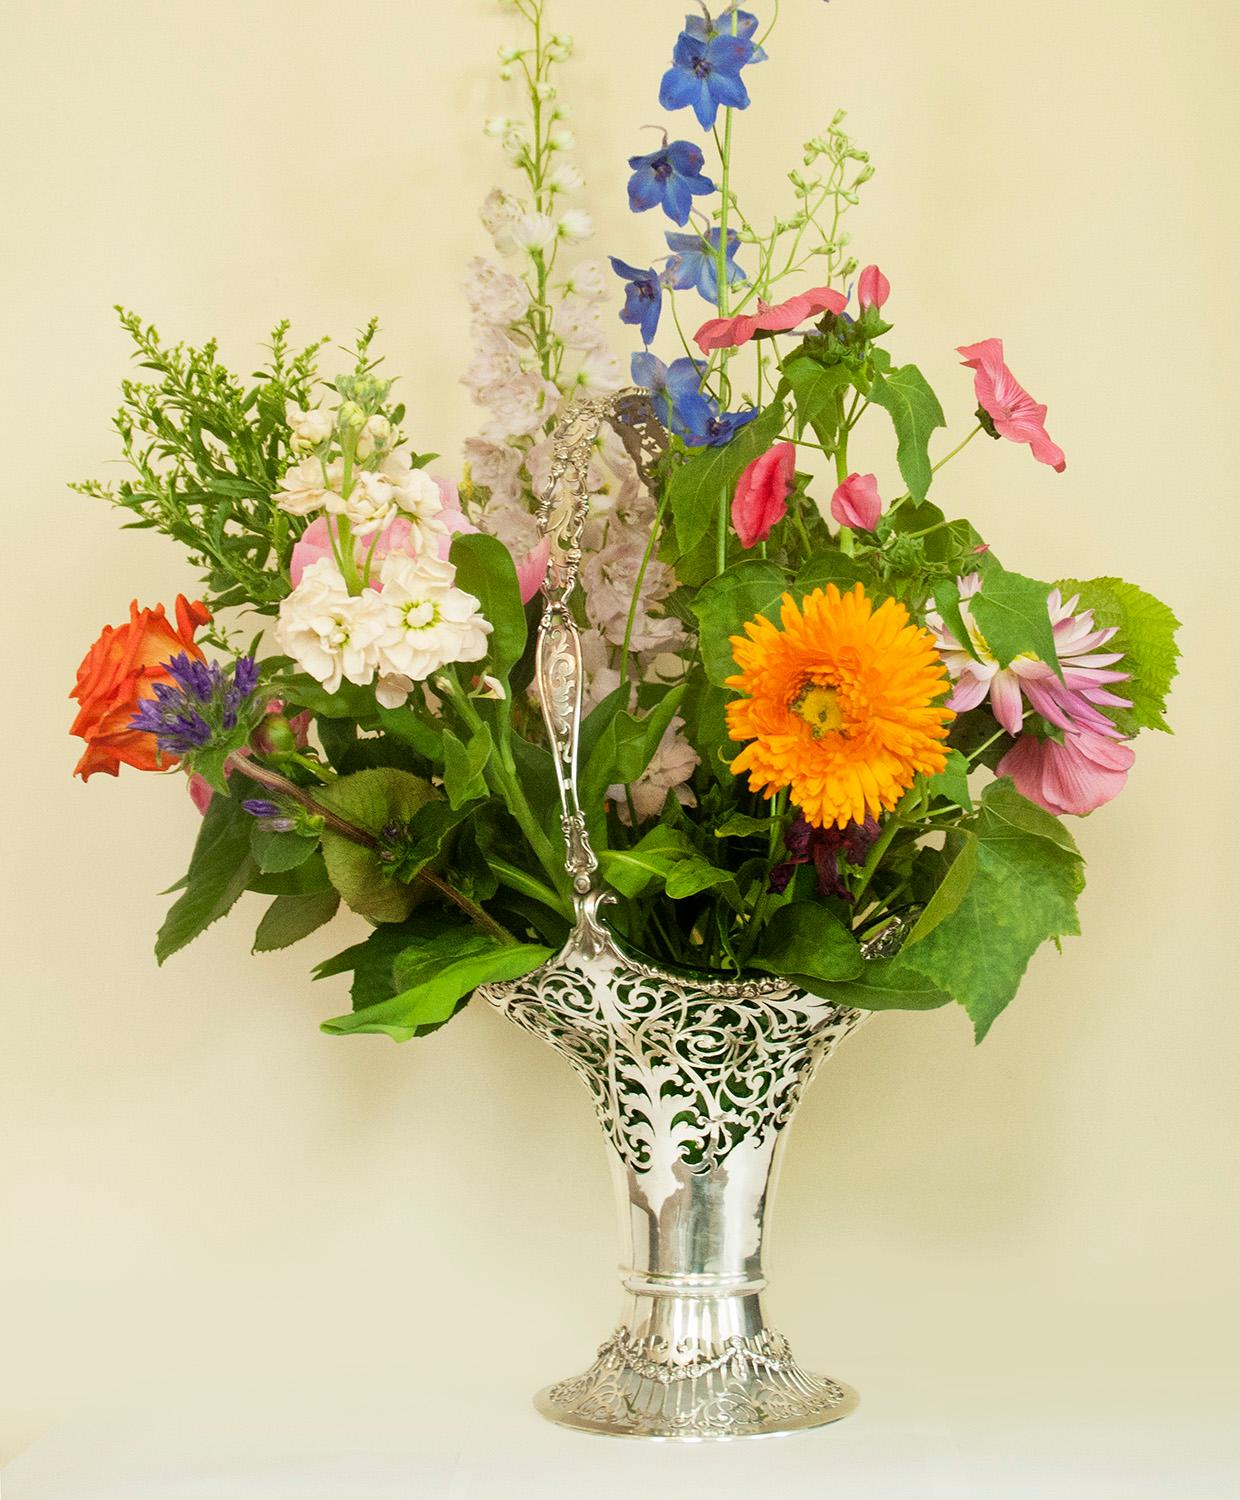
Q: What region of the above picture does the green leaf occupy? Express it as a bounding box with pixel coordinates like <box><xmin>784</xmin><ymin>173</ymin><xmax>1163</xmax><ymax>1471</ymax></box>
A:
<box><xmin>1056</xmin><ymin>576</ymin><xmax>1180</xmax><ymax>734</ymax></box>
<box><xmin>666</xmin><ymin>403</ymin><xmax>786</xmax><ymax>557</ymax></box>
<box><xmin>322</xmin><ymin>932</ymin><xmax>551</xmax><ymax>1041</ymax></box>
<box><xmin>251</xmin><ymin>826</ymin><xmax>317</xmax><ymax>874</ymax></box>
<box><xmin>253</xmin><ymin>889</ymin><xmax>340</xmax><ymax>952</ymax></box>
<box><xmin>779</xmin><ymin>358</ymin><xmax>853</xmax><ymax>448</ymax></box>
<box><xmin>315</xmin><ymin>768</ymin><xmax>438</xmax><ymax>923</ymax></box>
<box><xmin>795</xmin><ymin>550</ymin><xmax>872</xmax><ymax>595</ymax></box>
<box><xmin>442</xmin><ymin>724</ymin><xmax>493</xmax><ymax>810</ymax></box>
<box><xmin>599</xmin><ymin>826</ymin><xmax>737</xmax><ymax>904</ymax></box>
<box><xmin>247</xmin><ymin>852</ymin><xmax>332</xmax><ymax>896</ymax></box>
<box><xmin>898</xmin><ymin>779</ymin><xmax>1084</xmax><ymax>1041</ymax></box>
<box><xmin>580</xmin><ymin>684</ymin><xmax>686</xmax><ymax>830</ymax></box>
<box><xmin>931</xmin><ymin>578</ymin><xmax>975</xmax><ymax>663</ymax></box>
<box><xmin>315</xmin><ymin>917</ymin><xmax>430</xmax><ymax>1010</ymax></box>
<box><xmin>691</xmin><ymin>560</ymin><xmax>788</xmax><ymax>687</ymax></box>
<box><xmin>905</xmin><ymin>835</ymin><xmax>978</xmax><ymax>943</ymax></box>
<box><xmin>750</xmin><ymin>901</ymin><xmax>864</xmax><ymax>987</ymax></box>
<box><xmin>868</xmin><ymin>364</ymin><xmax>946</xmax><ymax>502</ymax></box>
<box><xmin>926</xmin><ymin>749</ymin><xmax>974</xmax><ymax>812</ymax></box>
<box><xmin>818</xmin><ymin>959</ymin><xmax>953</xmax><ymax>1011</ymax></box>
<box><xmin>969</xmin><ymin>563</ymin><xmax>1060</xmax><ymax>672</ymax></box>
<box><xmin>155</xmin><ymin>793</ymin><xmax>256</xmax><ymax>964</ymax></box>
<box><xmin>450</xmin><ymin>531</ymin><xmax>527</xmax><ymax>680</ymax></box>
<box><xmin>714</xmin><ymin>812</ymin><xmax>776</xmax><ymax>838</ymax></box>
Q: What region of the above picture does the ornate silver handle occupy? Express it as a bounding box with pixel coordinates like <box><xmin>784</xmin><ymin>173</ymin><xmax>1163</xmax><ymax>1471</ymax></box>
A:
<box><xmin>533</xmin><ymin>390</ymin><xmax>667</xmax><ymax>902</ymax></box>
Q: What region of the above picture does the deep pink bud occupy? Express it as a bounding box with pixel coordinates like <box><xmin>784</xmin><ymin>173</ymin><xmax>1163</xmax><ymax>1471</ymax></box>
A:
<box><xmin>830</xmin><ymin>472</ymin><xmax>883</xmax><ymax>532</ymax></box>
<box><xmin>858</xmin><ymin>264</ymin><xmax>890</xmax><ymax>311</ymax></box>
<box><xmin>731</xmin><ymin>443</ymin><xmax>797</xmax><ymax>548</ymax></box>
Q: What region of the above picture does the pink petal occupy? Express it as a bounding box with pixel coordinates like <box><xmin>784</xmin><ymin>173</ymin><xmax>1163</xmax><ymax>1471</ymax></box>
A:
<box><xmin>516</xmin><ymin>535</ymin><xmax>551</xmax><ymax>604</ymax></box>
<box><xmin>857</xmin><ymin>265</ymin><xmax>891</xmax><ymax>310</ymax></box>
<box><xmin>989</xmin><ymin>670</ymin><xmax>1025</xmax><ymax>734</ymax></box>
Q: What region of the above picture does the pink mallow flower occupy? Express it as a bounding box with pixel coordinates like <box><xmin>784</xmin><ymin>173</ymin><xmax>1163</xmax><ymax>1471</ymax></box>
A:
<box><xmin>290</xmin><ymin>477</ymin><xmax>548</xmax><ymax>604</ymax></box>
<box><xmin>694</xmin><ymin>287</ymin><xmax>846</xmax><ymax>353</ymax></box>
<box><xmin>958</xmin><ymin>339</ymin><xmax>1066</xmax><ymax>472</ymax></box>
<box><xmin>732</xmin><ymin>443</ymin><xmax>797</xmax><ymax>548</ymax></box>
<box><xmin>998</xmin><ymin>726</ymin><xmax>1135</xmax><ymax>817</ymax></box>
<box><xmin>929</xmin><ymin>578</ymin><xmax>1132</xmax><ymax>739</ymax></box>
<box><xmin>857</xmin><ymin>265</ymin><xmax>890</xmax><ymax>311</ymax></box>
<box><xmin>830</xmin><ymin>472</ymin><xmax>883</xmax><ymax>531</ymax></box>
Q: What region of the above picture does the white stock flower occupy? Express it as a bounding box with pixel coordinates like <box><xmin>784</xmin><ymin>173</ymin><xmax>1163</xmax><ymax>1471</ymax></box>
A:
<box><xmin>324</xmin><ymin>469</ymin><xmax>399</xmax><ymax>538</ymax></box>
<box><xmin>546</xmin><ymin>163</ymin><xmax>584</xmax><ymax>195</ymax></box>
<box><xmin>579</xmin><ymin>628</ymin><xmax>620</xmax><ymax>711</ymax></box>
<box><xmin>273</xmin><ymin>456</ymin><xmax>342</xmax><ymax>517</ymax></box>
<box><xmin>355</xmin><ymin>414</ymin><xmax>392</xmax><ymax>459</ymax></box>
<box><xmin>556</xmin><ymin>208</ymin><xmax>593</xmax><ymax>244</ymax></box>
<box><xmin>274</xmin><ymin>558</ymin><xmax>387</xmax><ymax>694</ymax></box>
<box><xmin>373</xmin><ymin>553</ymin><xmax>492</xmax><ymax>695</ymax></box>
<box><xmin>463</xmin><ymin>257</ymin><xmax>530</xmax><ymax>326</ymax></box>
<box><xmin>553</xmin><ymin>294</ymin><xmax>608</xmax><ymax>352</ymax></box>
<box><xmin>382</xmin><ymin>454</ymin><xmax>450</xmax><ymax>553</ymax></box>
<box><xmin>285</xmin><ymin>403</ymin><xmax>334</xmax><ymax>451</ymax></box>
<box><xmin>464</xmin><ymin>437</ymin><xmax>524</xmax><ymax>506</ymax></box>
<box><xmin>482</xmin><ymin>370</ymin><xmax>561</xmax><ymax>439</ymax></box>
<box><xmin>573</xmin><ymin>349</ymin><xmax>625</xmax><ymax>394</ymax></box>
<box><xmin>511</xmin><ymin>211</ymin><xmax>557</xmax><ymax>255</ymax></box>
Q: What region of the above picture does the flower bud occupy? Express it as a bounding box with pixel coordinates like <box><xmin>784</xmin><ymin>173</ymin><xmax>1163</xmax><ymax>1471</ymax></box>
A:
<box><xmin>249</xmin><ymin>714</ymin><xmax>298</xmax><ymax>760</ymax></box>
<box><xmin>483</xmin><ymin>116</ymin><xmax>512</xmax><ymax>139</ymax></box>
<box><xmin>830</xmin><ymin>472</ymin><xmax>883</xmax><ymax>532</ymax></box>
<box><xmin>338</xmin><ymin>400</ymin><xmax>366</xmax><ymax>431</ymax></box>
<box><xmin>857</xmin><ymin>265</ymin><xmax>891</xmax><ymax>312</ymax></box>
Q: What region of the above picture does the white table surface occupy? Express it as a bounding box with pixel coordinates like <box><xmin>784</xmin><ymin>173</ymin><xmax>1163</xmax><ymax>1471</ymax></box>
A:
<box><xmin>4</xmin><ymin>1370</ymin><xmax>1237</xmax><ymax>1500</ymax></box>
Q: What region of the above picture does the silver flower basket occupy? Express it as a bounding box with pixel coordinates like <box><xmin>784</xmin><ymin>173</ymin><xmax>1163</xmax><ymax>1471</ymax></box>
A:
<box><xmin>477</xmin><ymin>394</ymin><xmax>885</xmax><ymax>1441</ymax></box>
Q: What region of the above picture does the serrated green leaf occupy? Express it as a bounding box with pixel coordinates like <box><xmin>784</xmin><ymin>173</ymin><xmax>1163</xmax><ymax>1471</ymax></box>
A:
<box><xmin>666</xmin><ymin>403</ymin><xmax>786</xmax><ymax>557</ymax></box>
<box><xmin>897</xmin><ymin>779</ymin><xmax>1084</xmax><ymax>1040</ymax></box>
<box><xmin>817</xmin><ymin>959</ymin><xmax>953</xmax><ymax>1011</ymax></box>
<box><xmin>1056</xmin><ymin>576</ymin><xmax>1180</xmax><ymax>734</ymax></box>
<box><xmin>691</xmin><ymin>560</ymin><xmax>789</xmax><ymax>687</ymax></box>
<box><xmin>926</xmin><ymin>749</ymin><xmax>974</xmax><ymax>812</ymax></box>
<box><xmin>251</xmin><ymin>826</ymin><xmax>317</xmax><ymax>874</ymax></box>
<box><xmin>750</xmin><ymin>901</ymin><xmax>863</xmax><ymax>987</ymax></box>
<box><xmin>779</xmin><ymin>358</ymin><xmax>853</xmax><ymax>449</ymax></box>
<box><xmin>970</xmin><ymin>563</ymin><xmax>1060</xmax><ymax>672</ymax></box>
<box><xmin>316</xmin><ymin>768</ymin><xmax>438</xmax><ymax>923</ymax></box>
<box><xmin>714</xmin><ymin>812</ymin><xmax>776</xmax><ymax>838</ymax></box>
<box><xmin>869</xmin><ymin>364</ymin><xmax>946</xmax><ymax>502</ymax></box>
<box><xmin>252</xmin><ymin>889</ymin><xmax>340</xmax><ymax>952</ymax></box>
<box><xmin>794</xmin><ymin>550</ymin><xmax>872</xmax><ymax>595</ymax></box>
<box><xmin>905</xmin><ymin>835</ymin><xmax>977</xmax><ymax>943</ymax></box>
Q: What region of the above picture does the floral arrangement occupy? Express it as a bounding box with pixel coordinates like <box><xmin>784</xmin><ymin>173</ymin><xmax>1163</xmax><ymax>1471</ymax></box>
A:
<box><xmin>71</xmin><ymin>1</ymin><xmax>1179</xmax><ymax>1043</ymax></box>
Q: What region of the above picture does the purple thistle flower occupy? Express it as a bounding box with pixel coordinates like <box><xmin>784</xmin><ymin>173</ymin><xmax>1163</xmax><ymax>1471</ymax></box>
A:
<box><xmin>129</xmin><ymin>653</ymin><xmax>261</xmax><ymax>757</ymax></box>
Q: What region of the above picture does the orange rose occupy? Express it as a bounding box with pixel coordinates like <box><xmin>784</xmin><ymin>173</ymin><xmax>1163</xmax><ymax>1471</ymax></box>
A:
<box><xmin>70</xmin><ymin>596</ymin><xmax>212</xmax><ymax>780</ymax></box>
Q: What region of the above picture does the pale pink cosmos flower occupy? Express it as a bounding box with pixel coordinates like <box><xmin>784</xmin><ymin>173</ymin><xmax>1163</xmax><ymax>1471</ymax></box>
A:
<box><xmin>998</xmin><ymin>726</ymin><xmax>1135</xmax><ymax>817</ymax></box>
<box><xmin>928</xmin><ymin>577</ymin><xmax>1131</xmax><ymax>738</ymax></box>
<box><xmin>958</xmin><ymin>339</ymin><xmax>1066</xmax><ymax>472</ymax></box>
<box><xmin>857</xmin><ymin>265</ymin><xmax>890</xmax><ymax>311</ymax></box>
<box><xmin>830</xmin><ymin>472</ymin><xmax>883</xmax><ymax>531</ymax></box>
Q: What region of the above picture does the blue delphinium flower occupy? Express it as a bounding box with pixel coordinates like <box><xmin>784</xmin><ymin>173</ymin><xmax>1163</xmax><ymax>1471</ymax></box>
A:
<box><xmin>684</xmin><ymin>7</ymin><xmax>768</xmax><ymax>64</ymax></box>
<box><xmin>659</xmin><ymin>25</ymin><xmax>755</xmax><ymax>131</ymax></box>
<box><xmin>630</xmin><ymin>352</ymin><xmax>759</xmax><ymax>449</ymax></box>
<box><xmin>663</xmin><ymin>228</ymin><xmax>746</xmax><ymax>304</ymax></box>
<box><xmin>130</xmin><ymin>653</ymin><xmax>260</xmax><ymax>757</ymax></box>
<box><xmin>609</xmin><ymin>257</ymin><xmax>664</xmax><ymax>346</ymax></box>
<box><xmin>627</xmin><ymin>139</ymin><xmax>715</xmax><ymax>226</ymax></box>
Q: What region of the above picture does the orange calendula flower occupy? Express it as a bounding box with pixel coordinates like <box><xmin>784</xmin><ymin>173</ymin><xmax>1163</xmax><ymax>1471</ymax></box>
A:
<box><xmin>725</xmin><ymin>583</ymin><xmax>955</xmax><ymax>830</ymax></box>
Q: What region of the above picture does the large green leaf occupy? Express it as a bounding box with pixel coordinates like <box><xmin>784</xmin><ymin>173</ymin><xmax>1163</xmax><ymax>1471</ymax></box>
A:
<box><xmin>321</xmin><ymin>929</ymin><xmax>551</xmax><ymax>1042</ymax></box>
<box><xmin>252</xmin><ymin>889</ymin><xmax>340</xmax><ymax>952</ymax></box>
<box><xmin>314</xmin><ymin>916</ymin><xmax>433</xmax><ymax>1010</ymax></box>
<box><xmin>1056</xmin><ymin>576</ymin><xmax>1180</xmax><ymax>734</ymax></box>
<box><xmin>251</xmin><ymin>826</ymin><xmax>317</xmax><ymax>874</ymax></box>
<box><xmin>779</xmin><ymin>358</ymin><xmax>853</xmax><ymax>449</ymax></box>
<box><xmin>898</xmin><ymin>779</ymin><xmax>1084</xmax><ymax>1040</ymax></box>
<box><xmin>819</xmin><ymin>959</ymin><xmax>953</xmax><ymax>1011</ymax></box>
<box><xmin>442</xmin><ymin>724</ymin><xmax>493</xmax><ymax>810</ymax></box>
<box><xmin>691</xmin><ymin>560</ymin><xmax>788</xmax><ymax>687</ymax></box>
<box><xmin>795</xmin><ymin>550</ymin><xmax>871</xmax><ymax>595</ymax></box>
<box><xmin>969</xmin><ymin>562</ymin><xmax>1060</xmax><ymax>673</ymax></box>
<box><xmin>450</xmin><ymin>531</ymin><xmax>527</xmax><ymax>681</ymax></box>
<box><xmin>869</xmin><ymin>364</ymin><xmax>946</xmax><ymax>502</ymax></box>
<box><xmin>316</xmin><ymin>768</ymin><xmax>438</xmax><ymax>923</ymax></box>
<box><xmin>600</xmin><ymin>826</ymin><xmax>738</xmax><ymax>904</ymax></box>
<box><xmin>156</xmin><ymin>793</ymin><xmax>257</xmax><ymax>964</ymax></box>
<box><xmin>666</xmin><ymin>403</ymin><xmax>786</xmax><ymax>557</ymax></box>
<box><xmin>750</xmin><ymin>901</ymin><xmax>864</xmax><ymax>987</ymax></box>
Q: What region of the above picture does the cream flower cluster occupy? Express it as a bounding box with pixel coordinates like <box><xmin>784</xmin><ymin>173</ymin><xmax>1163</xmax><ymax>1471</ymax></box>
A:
<box><xmin>275</xmin><ymin>555</ymin><xmax>491</xmax><ymax>711</ymax></box>
<box><xmin>274</xmin><ymin>447</ymin><xmax>448</xmax><ymax>549</ymax></box>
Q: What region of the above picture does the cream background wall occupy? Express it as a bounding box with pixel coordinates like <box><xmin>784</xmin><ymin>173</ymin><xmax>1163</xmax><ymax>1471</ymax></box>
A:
<box><xmin>2</xmin><ymin>0</ymin><xmax>1237</xmax><ymax>1470</ymax></box>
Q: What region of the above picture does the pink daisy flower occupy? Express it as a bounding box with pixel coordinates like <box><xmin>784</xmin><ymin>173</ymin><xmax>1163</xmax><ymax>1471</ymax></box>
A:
<box><xmin>928</xmin><ymin>577</ymin><xmax>1131</xmax><ymax>738</ymax></box>
<box><xmin>958</xmin><ymin>338</ymin><xmax>1066</xmax><ymax>472</ymax></box>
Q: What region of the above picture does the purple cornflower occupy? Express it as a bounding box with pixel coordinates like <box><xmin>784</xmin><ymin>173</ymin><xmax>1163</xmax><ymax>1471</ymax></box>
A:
<box><xmin>769</xmin><ymin>811</ymin><xmax>880</xmax><ymax>901</ymax></box>
<box><xmin>130</xmin><ymin>653</ymin><xmax>260</xmax><ymax>756</ymax></box>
